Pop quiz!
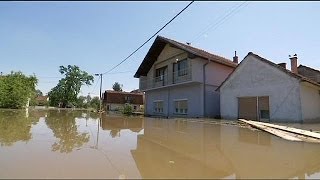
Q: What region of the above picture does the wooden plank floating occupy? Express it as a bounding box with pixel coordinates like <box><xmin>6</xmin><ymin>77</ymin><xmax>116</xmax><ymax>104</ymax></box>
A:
<box><xmin>239</xmin><ymin>119</ymin><xmax>320</xmax><ymax>143</ymax></box>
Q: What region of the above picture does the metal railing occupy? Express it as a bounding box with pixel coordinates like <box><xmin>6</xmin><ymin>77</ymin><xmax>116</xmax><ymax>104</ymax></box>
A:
<box><xmin>173</xmin><ymin>68</ymin><xmax>192</xmax><ymax>84</ymax></box>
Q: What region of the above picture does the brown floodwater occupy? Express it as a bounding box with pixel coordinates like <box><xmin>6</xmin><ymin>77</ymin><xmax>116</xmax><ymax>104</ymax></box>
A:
<box><xmin>1</xmin><ymin>109</ymin><xmax>320</xmax><ymax>179</ymax></box>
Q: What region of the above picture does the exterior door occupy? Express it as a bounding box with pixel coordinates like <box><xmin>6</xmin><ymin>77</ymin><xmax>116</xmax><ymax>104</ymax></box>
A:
<box><xmin>238</xmin><ymin>97</ymin><xmax>258</xmax><ymax>120</ymax></box>
<box><xmin>238</xmin><ymin>96</ymin><xmax>270</xmax><ymax>122</ymax></box>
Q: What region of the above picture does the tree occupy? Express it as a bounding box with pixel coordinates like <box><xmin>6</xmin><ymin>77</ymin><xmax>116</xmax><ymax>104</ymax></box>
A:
<box><xmin>48</xmin><ymin>65</ymin><xmax>94</xmax><ymax>108</ymax></box>
<box><xmin>36</xmin><ymin>89</ymin><xmax>43</xmax><ymax>96</ymax></box>
<box><xmin>0</xmin><ymin>71</ymin><xmax>37</xmax><ymax>109</ymax></box>
<box><xmin>89</xmin><ymin>97</ymin><xmax>100</xmax><ymax>110</ymax></box>
<box><xmin>112</xmin><ymin>82</ymin><xmax>123</xmax><ymax>92</ymax></box>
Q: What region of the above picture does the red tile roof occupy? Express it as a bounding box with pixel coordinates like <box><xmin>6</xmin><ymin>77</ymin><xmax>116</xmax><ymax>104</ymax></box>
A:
<box><xmin>103</xmin><ymin>90</ymin><xmax>144</xmax><ymax>105</ymax></box>
<box><xmin>134</xmin><ymin>36</ymin><xmax>237</xmax><ymax>78</ymax></box>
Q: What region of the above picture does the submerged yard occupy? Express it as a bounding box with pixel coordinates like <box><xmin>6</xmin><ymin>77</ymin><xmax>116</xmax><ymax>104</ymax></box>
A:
<box><xmin>1</xmin><ymin>109</ymin><xmax>320</xmax><ymax>179</ymax></box>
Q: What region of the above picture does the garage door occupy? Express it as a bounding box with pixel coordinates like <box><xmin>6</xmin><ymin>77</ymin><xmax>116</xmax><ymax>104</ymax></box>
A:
<box><xmin>238</xmin><ymin>97</ymin><xmax>258</xmax><ymax>120</ymax></box>
<box><xmin>238</xmin><ymin>96</ymin><xmax>270</xmax><ymax>121</ymax></box>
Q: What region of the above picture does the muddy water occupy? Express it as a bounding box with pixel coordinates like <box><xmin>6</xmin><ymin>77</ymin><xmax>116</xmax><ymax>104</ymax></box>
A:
<box><xmin>1</xmin><ymin>109</ymin><xmax>320</xmax><ymax>179</ymax></box>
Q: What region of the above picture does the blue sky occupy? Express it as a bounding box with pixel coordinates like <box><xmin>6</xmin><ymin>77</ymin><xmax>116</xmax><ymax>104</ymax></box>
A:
<box><xmin>1</xmin><ymin>1</ymin><xmax>320</xmax><ymax>97</ymax></box>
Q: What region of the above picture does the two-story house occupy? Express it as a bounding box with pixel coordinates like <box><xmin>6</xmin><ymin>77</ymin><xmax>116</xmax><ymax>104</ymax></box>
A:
<box><xmin>134</xmin><ymin>36</ymin><xmax>237</xmax><ymax>118</ymax></box>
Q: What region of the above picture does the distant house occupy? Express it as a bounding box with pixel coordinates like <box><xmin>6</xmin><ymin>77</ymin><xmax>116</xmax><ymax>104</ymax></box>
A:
<box><xmin>134</xmin><ymin>36</ymin><xmax>237</xmax><ymax>118</ymax></box>
<box><xmin>219</xmin><ymin>52</ymin><xmax>320</xmax><ymax>123</ymax></box>
<box><xmin>35</xmin><ymin>95</ymin><xmax>49</xmax><ymax>106</ymax></box>
<box><xmin>102</xmin><ymin>90</ymin><xmax>144</xmax><ymax>112</ymax></box>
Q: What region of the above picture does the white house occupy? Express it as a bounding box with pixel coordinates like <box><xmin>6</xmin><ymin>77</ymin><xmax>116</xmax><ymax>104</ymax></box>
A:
<box><xmin>219</xmin><ymin>52</ymin><xmax>320</xmax><ymax>123</ymax></box>
<box><xmin>134</xmin><ymin>36</ymin><xmax>237</xmax><ymax>118</ymax></box>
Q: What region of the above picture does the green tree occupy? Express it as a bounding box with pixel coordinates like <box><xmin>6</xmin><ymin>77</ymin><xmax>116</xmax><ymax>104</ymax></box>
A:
<box><xmin>75</xmin><ymin>96</ymin><xmax>87</xmax><ymax>108</ymax></box>
<box><xmin>122</xmin><ymin>104</ymin><xmax>133</xmax><ymax>115</ymax></box>
<box><xmin>36</xmin><ymin>89</ymin><xmax>43</xmax><ymax>96</ymax></box>
<box><xmin>89</xmin><ymin>96</ymin><xmax>100</xmax><ymax>110</ymax></box>
<box><xmin>112</xmin><ymin>82</ymin><xmax>123</xmax><ymax>92</ymax></box>
<box><xmin>0</xmin><ymin>71</ymin><xmax>37</xmax><ymax>109</ymax></box>
<box><xmin>48</xmin><ymin>65</ymin><xmax>94</xmax><ymax>108</ymax></box>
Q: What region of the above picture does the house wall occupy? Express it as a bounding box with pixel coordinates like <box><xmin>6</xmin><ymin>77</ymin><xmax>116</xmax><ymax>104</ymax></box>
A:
<box><xmin>106</xmin><ymin>103</ymin><xmax>142</xmax><ymax>112</ymax></box>
<box><xmin>142</xmin><ymin>44</ymin><xmax>235</xmax><ymax>118</ymax></box>
<box><xmin>220</xmin><ymin>55</ymin><xmax>302</xmax><ymax>123</ymax></box>
<box><xmin>300</xmin><ymin>83</ymin><xmax>320</xmax><ymax>122</ymax></box>
<box><xmin>145</xmin><ymin>84</ymin><xmax>204</xmax><ymax>117</ymax></box>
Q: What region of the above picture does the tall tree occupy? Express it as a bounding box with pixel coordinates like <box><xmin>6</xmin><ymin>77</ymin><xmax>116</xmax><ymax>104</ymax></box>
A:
<box><xmin>112</xmin><ymin>82</ymin><xmax>123</xmax><ymax>92</ymax></box>
<box><xmin>48</xmin><ymin>65</ymin><xmax>94</xmax><ymax>108</ymax></box>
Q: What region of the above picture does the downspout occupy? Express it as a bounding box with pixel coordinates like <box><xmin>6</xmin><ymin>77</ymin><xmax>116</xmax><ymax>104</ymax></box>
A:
<box><xmin>203</xmin><ymin>59</ymin><xmax>210</xmax><ymax>117</ymax></box>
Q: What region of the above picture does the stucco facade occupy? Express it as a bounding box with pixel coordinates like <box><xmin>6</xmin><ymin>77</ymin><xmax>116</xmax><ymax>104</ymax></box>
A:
<box><xmin>220</xmin><ymin>53</ymin><xmax>320</xmax><ymax>123</ymax></box>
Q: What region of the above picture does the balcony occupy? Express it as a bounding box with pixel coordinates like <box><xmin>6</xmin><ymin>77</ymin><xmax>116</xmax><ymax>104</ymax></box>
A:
<box><xmin>140</xmin><ymin>68</ymin><xmax>192</xmax><ymax>91</ymax></box>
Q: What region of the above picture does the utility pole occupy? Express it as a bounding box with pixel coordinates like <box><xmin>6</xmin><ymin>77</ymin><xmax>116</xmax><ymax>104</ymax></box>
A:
<box><xmin>95</xmin><ymin>73</ymin><xmax>103</xmax><ymax>113</ymax></box>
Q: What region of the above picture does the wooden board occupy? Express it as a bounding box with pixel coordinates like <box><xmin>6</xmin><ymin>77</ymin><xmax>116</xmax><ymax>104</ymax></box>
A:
<box><xmin>239</xmin><ymin>119</ymin><xmax>302</xmax><ymax>141</ymax></box>
<box><xmin>248</xmin><ymin>120</ymin><xmax>320</xmax><ymax>139</ymax></box>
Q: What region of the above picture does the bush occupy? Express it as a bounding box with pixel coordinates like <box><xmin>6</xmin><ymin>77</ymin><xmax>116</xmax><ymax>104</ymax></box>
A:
<box><xmin>122</xmin><ymin>104</ymin><xmax>133</xmax><ymax>115</ymax></box>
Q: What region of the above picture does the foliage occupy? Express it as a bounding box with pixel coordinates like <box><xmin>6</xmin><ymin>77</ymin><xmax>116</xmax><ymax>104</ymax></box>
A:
<box><xmin>89</xmin><ymin>96</ymin><xmax>100</xmax><ymax>110</ymax></box>
<box><xmin>0</xmin><ymin>71</ymin><xmax>37</xmax><ymax>109</ymax></box>
<box><xmin>45</xmin><ymin>110</ymin><xmax>90</xmax><ymax>153</ymax></box>
<box><xmin>36</xmin><ymin>89</ymin><xmax>43</xmax><ymax>96</ymax></box>
<box><xmin>48</xmin><ymin>65</ymin><xmax>94</xmax><ymax>108</ymax></box>
<box><xmin>122</xmin><ymin>104</ymin><xmax>133</xmax><ymax>115</ymax></box>
<box><xmin>75</xmin><ymin>96</ymin><xmax>88</xmax><ymax>109</ymax></box>
<box><xmin>112</xmin><ymin>82</ymin><xmax>123</xmax><ymax>92</ymax></box>
<box><xmin>0</xmin><ymin>110</ymin><xmax>39</xmax><ymax>146</ymax></box>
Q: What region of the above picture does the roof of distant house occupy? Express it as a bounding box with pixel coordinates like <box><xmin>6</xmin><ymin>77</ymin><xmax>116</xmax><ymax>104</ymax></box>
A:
<box><xmin>134</xmin><ymin>35</ymin><xmax>237</xmax><ymax>78</ymax></box>
<box><xmin>298</xmin><ymin>64</ymin><xmax>320</xmax><ymax>83</ymax></box>
<box><xmin>103</xmin><ymin>90</ymin><xmax>144</xmax><ymax>105</ymax></box>
<box><xmin>218</xmin><ymin>52</ymin><xmax>320</xmax><ymax>90</ymax></box>
<box><xmin>36</xmin><ymin>95</ymin><xmax>48</xmax><ymax>101</ymax></box>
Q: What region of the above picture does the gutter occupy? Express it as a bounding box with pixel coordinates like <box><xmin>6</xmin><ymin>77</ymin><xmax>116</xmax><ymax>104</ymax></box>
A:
<box><xmin>203</xmin><ymin>59</ymin><xmax>211</xmax><ymax>117</ymax></box>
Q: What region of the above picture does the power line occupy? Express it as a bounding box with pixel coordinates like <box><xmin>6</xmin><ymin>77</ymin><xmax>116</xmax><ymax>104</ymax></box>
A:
<box><xmin>101</xmin><ymin>1</ymin><xmax>194</xmax><ymax>75</ymax></box>
<box><xmin>191</xmin><ymin>1</ymin><xmax>249</xmax><ymax>43</ymax></box>
<box><xmin>89</xmin><ymin>75</ymin><xmax>100</xmax><ymax>95</ymax></box>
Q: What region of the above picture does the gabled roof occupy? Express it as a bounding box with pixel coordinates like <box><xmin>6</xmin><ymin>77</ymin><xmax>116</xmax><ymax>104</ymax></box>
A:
<box><xmin>103</xmin><ymin>90</ymin><xmax>144</xmax><ymax>105</ymax></box>
<box><xmin>218</xmin><ymin>52</ymin><xmax>320</xmax><ymax>91</ymax></box>
<box><xmin>298</xmin><ymin>64</ymin><xmax>320</xmax><ymax>83</ymax></box>
<box><xmin>134</xmin><ymin>36</ymin><xmax>237</xmax><ymax>78</ymax></box>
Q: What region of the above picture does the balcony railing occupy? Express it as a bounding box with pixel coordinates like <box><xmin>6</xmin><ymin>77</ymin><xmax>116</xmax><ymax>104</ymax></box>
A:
<box><xmin>139</xmin><ymin>68</ymin><xmax>192</xmax><ymax>90</ymax></box>
<box><xmin>173</xmin><ymin>68</ymin><xmax>192</xmax><ymax>84</ymax></box>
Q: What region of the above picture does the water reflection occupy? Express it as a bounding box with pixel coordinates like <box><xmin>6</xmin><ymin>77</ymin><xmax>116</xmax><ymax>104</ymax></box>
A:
<box><xmin>132</xmin><ymin>118</ymin><xmax>320</xmax><ymax>179</ymax></box>
<box><xmin>100</xmin><ymin>115</ymin><xmax>143</xmax><ymax>138</ymax></box>
<box><xmin>45</xmin><ymin>110</ymin><xmax>90</xmax><ymax>153</ymax></box>
<box><xmin>0</xmin><ymin>110</ymin><xmax>40</xmax><ymax>146</ymax></box>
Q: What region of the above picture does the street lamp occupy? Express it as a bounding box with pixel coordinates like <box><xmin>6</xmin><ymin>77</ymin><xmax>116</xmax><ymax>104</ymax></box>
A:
<box><xmin>95</xmin><ymin>73</ymin><xmax>103</xmax><ymax>113</ymax></box>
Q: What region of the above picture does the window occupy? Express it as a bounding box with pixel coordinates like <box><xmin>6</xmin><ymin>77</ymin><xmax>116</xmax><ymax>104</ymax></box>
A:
<box><xmin>133</xmin><ymin>105</ymin><xmax>137</xmax><ymax>110</ymax></box>
<box><xmin>153</xmin><ymin>100</ymin><xmax>164</xmax><ymax>113</ymax></box>
<box><xmin>155</xmin><ymin>66</ymin><xmax>167</xmax><ymax>82</ymax></box>
<box><xmin>174</xmin><ymin>99</ymin><xmax>188</xmax><ymax>114</ymax></box>
<box><xmin>177</xmin><ymin>59</ymin><xmax>188</xmax><ymax>76</ymax></box>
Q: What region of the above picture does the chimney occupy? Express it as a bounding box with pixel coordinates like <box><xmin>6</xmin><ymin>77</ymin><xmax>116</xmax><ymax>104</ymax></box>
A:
<box><xmin>278</xmin><ymin>63</ymin><xmax>286</xmax><ymax>69</ymax></box>
<box><xmin>289</xmin><ymin>54</ymin><xmax>298</xmax><ymax>73</ymax></box>
<box><xmin>233</xmin><ymin>51</ymin><xmax>238</xmax><ymax>64</ymax></box>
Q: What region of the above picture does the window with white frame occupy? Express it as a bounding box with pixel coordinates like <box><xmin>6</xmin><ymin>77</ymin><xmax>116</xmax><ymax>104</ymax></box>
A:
<box><xmin>174</xmin><ymin>99</ymin><xmax>188</xmax><ymax>114</ymax></box>
<box><xmin>153</xmin><ymin>100</ymin><xmax>164</xmax><ymax>113</ymax></box>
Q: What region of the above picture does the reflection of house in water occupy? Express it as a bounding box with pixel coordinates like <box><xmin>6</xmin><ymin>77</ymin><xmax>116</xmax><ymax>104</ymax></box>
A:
<box><xmin>132</xmin><ymin>118</ymin><xmax>320</xmax><ymax>179</ymax></box>
<box><xmin>131</xmin><ymin>118</ymin><xmax>234</xmax><ymax>179</ymax></box>
<box><xmin>220</xmin><ymin>125</ymin><xmax>320</xmax><ymax>179</ymax></box>
<box><xmin>100</xmin><ymin>116</ymin><xmax>143</xmax><ymax>138</ymax></box>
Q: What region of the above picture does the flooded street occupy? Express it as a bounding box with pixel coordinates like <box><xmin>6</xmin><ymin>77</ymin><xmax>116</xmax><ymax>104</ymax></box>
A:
<box><xmin>1</xmin><ymin>110</ymin><xmax>320</xmax><ymax>179</ymax></box>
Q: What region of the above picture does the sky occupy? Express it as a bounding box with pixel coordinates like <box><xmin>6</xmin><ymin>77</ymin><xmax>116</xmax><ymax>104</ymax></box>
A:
<box><xmin>1</xmin><ymin>1</ymin><xmax>320</xmax><ymax>97</ymax></box>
